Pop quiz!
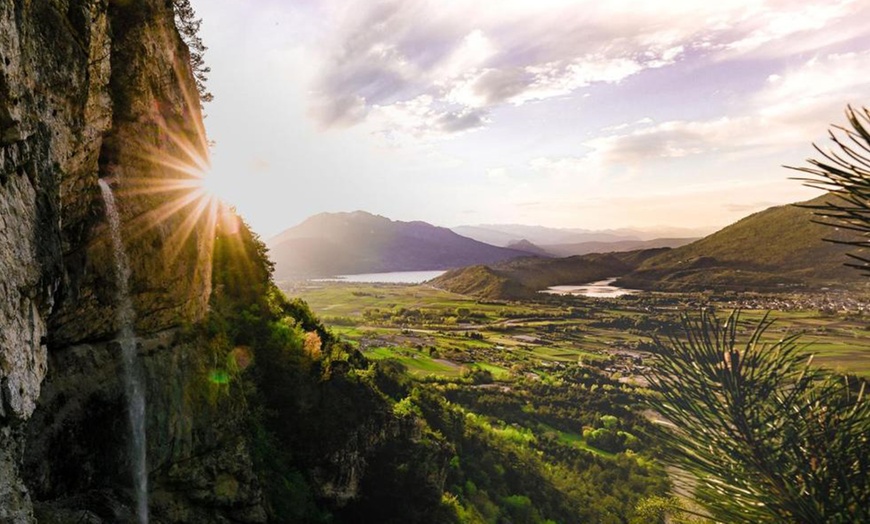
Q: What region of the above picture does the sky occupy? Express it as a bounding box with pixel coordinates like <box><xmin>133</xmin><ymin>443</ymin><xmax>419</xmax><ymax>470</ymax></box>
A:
<box><xmin>190</xmin><ymin>0</ymin><xmax>870</xmax><ymax>239</ymax></box>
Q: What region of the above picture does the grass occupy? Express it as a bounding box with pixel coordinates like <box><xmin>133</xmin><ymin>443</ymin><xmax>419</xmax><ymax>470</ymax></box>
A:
<box><xmin>536</xmin><ymin>423</ymin><xmax>617</xmax><ymax>458</ymax></box>
<box><xmin>801</xmin><ymin>341</ymin><xmax>870</xmax><ymax>377</ymax></box>
<box><xmin>296</xmin><ymin>282</ymin><xmax>511</xmax><ymax>318</ymax></box>
<box><xmin>514</xmin><ymin>346</ymin><xmax>594</xmax><ymax>363</ymax></box>
<box><xmin>363</xmin><ymin>346</ymin><xmax>462</xmax><ymax>378</ymax></box>
<box><xmin>285</xmin><ymin>281</ymin><xmax>870</xmax><ymax>378</ymax></box>
<box><xmin>471</xmin><ymin>362</ymin><xmax>511</xmax><ymax>380</ymax></box>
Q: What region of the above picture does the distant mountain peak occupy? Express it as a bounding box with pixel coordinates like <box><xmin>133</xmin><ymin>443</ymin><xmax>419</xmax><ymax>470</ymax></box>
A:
<box><xmin>452</xmin><ymin>223</ymin><xmax>713</xmax><ymax>246</ymax></box>
<box><xmin>435</xmin><ymin>195</ymin><xmax>862</xmax><ymax>297</ymax></box>
<box><xmin>506</xmin><ymin>239</ymin><xmax>552</xmax><ymax>257</ymax></box>
<box><xmin>267</xmin><ymin>211</ymin><xmax>533</xmax><ymax>279</ymax></box>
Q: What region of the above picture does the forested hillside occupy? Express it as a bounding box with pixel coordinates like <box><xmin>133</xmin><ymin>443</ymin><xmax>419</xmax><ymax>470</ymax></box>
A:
<box><xmin>617</xmin><ymin>194</ymin><xmax>864</xmax><ymax>291</ymax></box>
<box><xmin>205</xmin><ymin>217</ymin><xmax>669</xmax><ymax>522</ymax></box>
<box><xmin>433</xmin><ymin>195</ymin><xmax>867</xmax><ymax>298</ymax></box>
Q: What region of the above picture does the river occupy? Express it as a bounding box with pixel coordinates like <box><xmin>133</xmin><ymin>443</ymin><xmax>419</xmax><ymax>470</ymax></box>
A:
<box><xmin>541</xmin><ymin>278</ymin><xmax>639</xmax><ymax>298</ymax></box>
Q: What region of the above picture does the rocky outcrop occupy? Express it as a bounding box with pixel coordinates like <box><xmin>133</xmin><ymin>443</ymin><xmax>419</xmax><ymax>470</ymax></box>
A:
<box><xmin>1</xmin><ymin>0</ymin><xmax>99</xmax><ymax>518</ymax></box>
<box><xmin>24</xmin><ymin>329</ymin><xmax>266</xmax><ymax>523</ymax></box>
<box><xmin>1</xmin><ymin>2</ymin><xmax>447</xmax><ymax>522</ymax></box>
<box><xmin>47</xmin><ymin>0</ymin><xmax>213</xmax><ymax>347</ymax></box>
<box><xmin>0</xmin><ymin>1</ymin><xmax>254</xmax><ymax>521</ymax></box>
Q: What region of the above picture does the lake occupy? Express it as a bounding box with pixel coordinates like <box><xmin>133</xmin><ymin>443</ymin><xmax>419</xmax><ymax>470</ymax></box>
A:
<box><xmin>541</xmin><ymin>278</ymin><xmax>639</xmax><ymax>298</ymax></box>
<box><xmin>315</xmin><ymin>270</ymin><xmax>447</xmax><ymax>284</ymax></box>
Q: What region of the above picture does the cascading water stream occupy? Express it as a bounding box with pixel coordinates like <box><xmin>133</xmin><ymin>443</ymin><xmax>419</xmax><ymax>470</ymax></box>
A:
<box><xmin>99</xmin><ymin>179</ymin><xmax>149</xmax><ymax>524</ymax></box>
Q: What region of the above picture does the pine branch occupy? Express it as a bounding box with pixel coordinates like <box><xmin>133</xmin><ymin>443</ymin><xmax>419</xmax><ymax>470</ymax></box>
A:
<box><xmin>644</xmin><ymin>310</ymin><xmax>869</xmax><ymax>522</ymax></box>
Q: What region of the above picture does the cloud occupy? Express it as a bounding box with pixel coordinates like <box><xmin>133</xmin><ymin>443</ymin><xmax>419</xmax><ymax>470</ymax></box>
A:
<box><xmin>486</xmin><ymin>167</ymin><xmax>508</xmax><ymax>179</ymax></box>
<box><xmin>529</xmin><ymin>156</ymin><xmax>597</xmax><ymax>182</ymax></box>
<box><xmin>438</xmin><ymin>108</ymin><xmax>489</xmax><ymax>133</ymax></box>
<box><xmin>306</xmin><ymin>0</ymin><xmax>866</xmax><ymax>141</ymax></box>
<box><xmin>365</xmin><ymin>95</ymin><xmax>490</xmax><ymax>144</ymax></box>
<box><xmin>582</xmin><ymin>117</ymin><xmax>740</xmax><ymax>167</ymax></box>
<box><xmin>550</xmin><ymin>50</ymin><xmax>870</xmax><ymax>170</ymax></box>
<box><xmin>758</xmin><ymin>52</ymin><xmax>870</xmax><ymax>122</ymax></box>
<box><xmin>722</xmin><ymin>0</ymin><xmax>861</xmax><ymax>56</ymax></box>
<box><xmin>310</xmin><ymin>93</ymin><xmax>367</xmax><ymax>128</ymax></box>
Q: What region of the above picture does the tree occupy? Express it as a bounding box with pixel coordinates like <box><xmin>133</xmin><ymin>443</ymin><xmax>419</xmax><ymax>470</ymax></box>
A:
<box><xmin>790</xmin><ymin>105</ymin><xmax>870</xmax><ymax>273</ymax></box>
<box><xmin>645</xmin><ymin>107</ymin><xmax>870</xmax><ymax>523</ymax></box>
<box><xmin>173</xmin><ymin>0</ymin><xmax>213</xmax><ymax>105</ymax></box>
<box><xmin>646</xmin><ymin>311</ymin><xmax>868</xmax><ymax>522</ymax></box>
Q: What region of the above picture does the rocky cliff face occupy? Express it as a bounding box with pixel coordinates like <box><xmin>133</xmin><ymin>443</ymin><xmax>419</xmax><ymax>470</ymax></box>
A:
<box><xmin>1</xmin><ymin>3</ymin><xmax>449</xmax><ymax>523</ymax></box>
<box><xmin>0</xmin><ymin>1</ymin><xmax>248</xmax><ymax>522</ymax></box>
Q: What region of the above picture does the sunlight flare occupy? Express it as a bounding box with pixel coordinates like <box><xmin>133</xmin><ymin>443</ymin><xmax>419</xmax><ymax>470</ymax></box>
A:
<box><xmin>106</xmin><ymin>44</ymin><xmax>237</xmax><ymax>278</ymax></box>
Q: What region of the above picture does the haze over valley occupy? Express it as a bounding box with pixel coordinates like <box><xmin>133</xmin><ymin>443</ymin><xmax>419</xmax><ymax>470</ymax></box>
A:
<box><xmin>265</xmin><ymin>210</ymin><xmax>707</xmax><ymax>278</ymax></box>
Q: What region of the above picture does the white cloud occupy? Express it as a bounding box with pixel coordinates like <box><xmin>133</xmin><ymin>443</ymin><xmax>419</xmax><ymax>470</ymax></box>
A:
<box><xmin>517</xmin><ymin>48</ymin><xmax>869</xmax><ymax>231</ymax></box>
<box><xmin>366</xmin><ymin>95</ymin><xmax>489</xmax><ymax>144</ymax></box>
<box><xmin>511</xmin><ymin>56</ymin><xmax>649</xmax><ymax>105</ymax></box>
<box><xmin>306</xmin><ymin>0</ymin><xmax>866</xmax><ymax>141</ymax></box>
<box><xmin>724</xmin><ymin>0</ymin><xmax>859</xmax><ymax>55</ymax></box>
<box><xmin>530</xmin><ymin>156</ymin><xmax>595</xmax><ymax>181</ymax></box>
<box><xmin>435</xmin><ymin>29</ymin><xmax>497</xmax><ymax>82</ymax></box>
<box><xmin>544</xmin><ymin>50</ymin><xmax>870</xmax><ymax>171</ymax></box>
<box><xmin>758</xmin><ymin>52</ymin><xmax>870</xmax><ymax>120</ymax></box>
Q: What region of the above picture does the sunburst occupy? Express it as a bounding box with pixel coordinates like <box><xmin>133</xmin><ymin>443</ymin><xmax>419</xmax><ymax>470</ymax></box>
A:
<box><xmin>103</xmin><ymin>44</ymin><xmax>239</xmax><ymax>276</ymax></box>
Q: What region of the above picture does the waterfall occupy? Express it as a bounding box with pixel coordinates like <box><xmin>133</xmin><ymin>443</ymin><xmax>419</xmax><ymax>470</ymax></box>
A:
<box><xmin>99</xmin><ymin>179</ymin><xmax>149</xmax><ymax>524</ymax></box>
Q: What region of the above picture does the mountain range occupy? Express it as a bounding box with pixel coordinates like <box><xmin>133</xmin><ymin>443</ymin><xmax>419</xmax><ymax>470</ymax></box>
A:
<box><xmin>267</xmin><ymin>211</ymin><xmax>536</xmax><ymax>279</ymax></box>
<box><xmin>451</xmin><ymin>223</ymin><xmax>711</xmax><ymax>247</ymax></box>
<box><xmin>542</xmin><ymin>237</ymin><xmax>698</xmax><ymax>257</ymax></box>
<box><xmin>616</xmin><ymin>193</ymin><xmax>864</xmax><ymax>291</ymax></box>
<box><xmin>268</xmin><ymin>212</ymin><xmax>701</xmax><ymax>279</ymax></box>
<box><xmin>432</xmin><ymin>194</ymin><xmax>867</xmax><ymax>299</ymax></box>
<box><xmin>268</xmin><ymin>194</ymin><xmax>864</xmax><ymax>292</ymax></box>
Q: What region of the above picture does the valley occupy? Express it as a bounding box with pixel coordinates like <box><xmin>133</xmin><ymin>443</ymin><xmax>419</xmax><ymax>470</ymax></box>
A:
<box><xmin>3</xmin><ymin>0</ymin><xmax>869</xmax><ymax>521</ymax></box>
<box><xmin>284</xmin><ymin>280</ymin><xmax>870</xmax><ymax>382</ymax></box>
<box><xmin>278</xmin><ymin>277</ymin><xmax>870</xmax><ymax>520</ymax></box>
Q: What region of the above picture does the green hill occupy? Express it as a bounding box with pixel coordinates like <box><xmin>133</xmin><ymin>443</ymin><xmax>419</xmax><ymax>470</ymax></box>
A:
<box><xmin>431</xmin><ymin>253</ymin><xmax>635</xmax><ymax>299</ymax></box>
<box><xmin>617</xmin><ymin>194</ymin><xmax>866</xmax><ymax>291</ymax></box>
<box><xmin>432</xmin><ymin>265</ymin><xmax>537</xmax><ymax>298</ymax></box>
<box><xmin>433</xmin><ymin>195</ymin><xmax>868</xmax><ymax>298</ymax></box>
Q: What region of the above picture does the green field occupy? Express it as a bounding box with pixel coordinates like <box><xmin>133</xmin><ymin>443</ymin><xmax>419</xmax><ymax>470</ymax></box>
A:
<box><xmin>363</xmin><ymin>345</ymin><xmax>463</xmax><ymax>377</ymax></box>
<box><xmin>287</xmin><ymin>281</ymin><xmax>870</xmax><ymax>378</ymax></box>
<box><xmin>277</xmin><ymin>279</ymin><xmax>869</xmax><ymax>520</ymax></box>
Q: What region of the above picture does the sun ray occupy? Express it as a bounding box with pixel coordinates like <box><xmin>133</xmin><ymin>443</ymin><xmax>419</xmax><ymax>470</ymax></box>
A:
<box><xmin>97</xmin><ymin>22</ymin><xmax>249</xmax><ymax>306</ymax></box>
<box><xmin>163</xmin><ymin>193</ymin><xmax>219</xmax><ymax>266</ymax></box>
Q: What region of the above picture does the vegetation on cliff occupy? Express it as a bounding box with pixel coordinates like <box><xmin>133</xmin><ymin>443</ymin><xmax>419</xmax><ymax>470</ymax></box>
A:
<box><xmin>8</xmin><ymin>0</ymin><xmax>867</xmax><ymax>519</ymax></box>
<box><xmin>195</xmin><ymin>209</ymin><xmax>672</xmax><ymax>522</ymax></box>
<box><xmin>172</xmin><ymin>0</ymin><xmax>213</xmax><ymax>104</ymax></box>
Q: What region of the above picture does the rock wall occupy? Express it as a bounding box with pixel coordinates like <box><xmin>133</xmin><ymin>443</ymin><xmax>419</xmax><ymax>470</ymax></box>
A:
<box><xmin>0</xmin><ymin>2</ymin><xmax>451</xmax><ymax>522</ymax></box>
<box><xmin>24</xmin><ymin>329</ymin><xmax>266</xmax><ymax>523</ymax></box>
<box><xmin>0</xmin><ymin>1</ymin><xmax>246</xmax><ymax>521</ymax></box>
<box><xmin>1</xmin><ymin>1</ymin><xmax>101</xmax><ymax>519</ymax></box>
